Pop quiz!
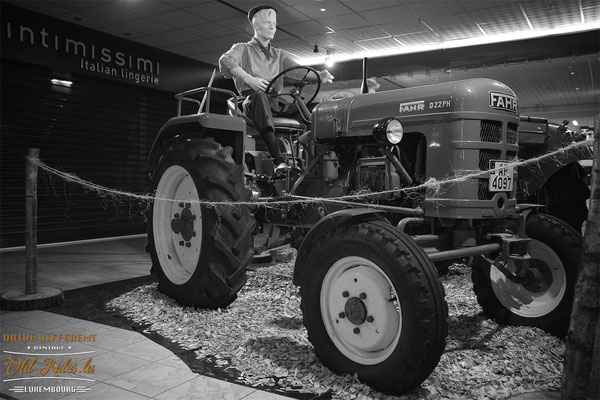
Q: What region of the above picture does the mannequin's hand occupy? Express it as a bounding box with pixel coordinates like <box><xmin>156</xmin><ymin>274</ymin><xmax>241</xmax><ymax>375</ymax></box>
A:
<box><xmin>244</xmin><ymin>75</ymin><xmax>270</xmax><ymax>92</ymax></box>
<box><xmin>319</xmin><ymin>69</ymin><xmax>334</xmax><ymax>83</ymax></box>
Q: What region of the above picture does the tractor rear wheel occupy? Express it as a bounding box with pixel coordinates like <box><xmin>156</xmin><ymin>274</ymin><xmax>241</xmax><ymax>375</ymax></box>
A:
<box><xmin>472</xmin><ymin>213</ymin><xmax>581</xmax><ymax>337</ymax></box>
<box><xmin>529</xmin><ymin>165</ymin><xmax>589</xmax><ymax>233</ymax></box>
<box><xmin>147</xmin><ymin>138</ymin><xmax>255</xmax><ymax>309</ymax></box>
<box><xmin>300</xmin><ymin>220</ymin><xmax>447</xmax><ymax>395</ymax></box>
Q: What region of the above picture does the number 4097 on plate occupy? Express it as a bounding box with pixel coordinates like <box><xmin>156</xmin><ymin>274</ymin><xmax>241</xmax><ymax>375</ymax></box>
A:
<box><xmin>488</xmin><ymin>160</ymin><xmax>514</xmax><ymax>192</ymax></box>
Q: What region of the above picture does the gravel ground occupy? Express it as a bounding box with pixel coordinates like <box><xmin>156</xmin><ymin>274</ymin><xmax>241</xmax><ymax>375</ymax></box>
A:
<box><xmin>108</xmin><ymin>255</ymin><xmax>565</xmax><ymax>400</ymax></box>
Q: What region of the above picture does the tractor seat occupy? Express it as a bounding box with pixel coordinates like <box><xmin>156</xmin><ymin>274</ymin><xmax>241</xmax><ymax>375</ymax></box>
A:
<box><xmin>227</xmin><ymin>97</ymin><xmax>306</xmax><ymax>135</ymax></box>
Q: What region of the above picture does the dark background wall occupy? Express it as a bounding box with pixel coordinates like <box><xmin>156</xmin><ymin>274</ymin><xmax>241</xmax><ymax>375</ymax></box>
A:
<box><xmin>0</xmin><ymin>4</ymin><xmax>223</xmax><ymax>248</ymax></box>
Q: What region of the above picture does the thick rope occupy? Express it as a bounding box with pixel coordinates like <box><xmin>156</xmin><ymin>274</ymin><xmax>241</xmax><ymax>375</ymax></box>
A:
<box><xmin>30</xmin><ymin>140</ymin><xmax>593</xmax><ymax>208</ymax></box>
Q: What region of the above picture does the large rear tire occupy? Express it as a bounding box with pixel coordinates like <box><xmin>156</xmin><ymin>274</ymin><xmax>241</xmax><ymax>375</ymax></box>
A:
<box><xmin>529</xmin><ymin>165</ymin><xmax>589</xmax><ymax>233</ymax></box>
<box><xmin>300</xmin><ymin>220</ymin><xmax>447</xmax><ymax>395</ymax></box>
<box><xmin>147</xmin><ymin>138</ymin><xmax>255</xmax><ymax>309</ymax></box>
<box><xmin>472</xmin><ymin>213</ymin><xmax>581</xmax><ymax>337</ymax></box>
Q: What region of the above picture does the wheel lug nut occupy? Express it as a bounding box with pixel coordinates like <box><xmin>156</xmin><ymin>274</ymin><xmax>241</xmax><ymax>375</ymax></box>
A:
<box><xmin>338</xmin><ymin>312</ymin><xmax>345</xmax><ymax>318</ymax></box>
<box><xmin>359</xmin><ymin>292</ymin><xmax>367</xmax><ymax>299</ymax></box>
<box><xmin>367</xmin><ymin>316</ymin><xmax>374</xmax><ymax>323</ymax></box>
<box><xmin>185</xmin><ymin>242</ymin><xmax>191</xmax><ymax>248</ymax></box>
<box><xmin>178</xmin><ymin>241</ymin><xmax>184</xmax><ymax>246</ymax></box>
<box><xmin>342</xmin><ymin>291</ymin><xmax>349</xmax><ymax>298</ymax></box>
<box><xmin>179</xmin><ymin>202</ymin><xmax>184</xmax><ymax>208</ymax></box>
<box><xmin>174</xmin><ymin>213</ymin><xmax>180</xmax><ymax>218</ymax></box>
<box><xmin>353</xmin><ymin>327</ymin><xmax>360</xmax><ymax>334</ymax></box>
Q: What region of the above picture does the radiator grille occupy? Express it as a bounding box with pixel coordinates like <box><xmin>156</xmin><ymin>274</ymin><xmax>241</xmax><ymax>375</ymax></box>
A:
<box><xmin>478</xmin><ymin>179</ymin><xmax>515</xmax><ymax>200</ymax></box>
<box><xmin>479</xmin><ymin>150</ymin><xmax>501</xmax><ymax>171</ymax></box>
<box><xmin>507</xmin><ymin>123</ymin><xmax>518</xmax><ymax>144</ymax></box>
<box><xmin>480</xmin><ymin>120</ymin><xmax>502</xmax><ymax>143</ymax></box>
<box><xmin>478</xmin><ymin>180</ymin><xmax>494</xmax><ymax>200</ymax></box>
<box><xmin>358</xmin><ymin>165</ymin><xmax>387</xmax><ymax>192</ymax></box>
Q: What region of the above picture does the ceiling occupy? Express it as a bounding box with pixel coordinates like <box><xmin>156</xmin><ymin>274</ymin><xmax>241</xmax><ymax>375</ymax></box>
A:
<box><xmin>6</xmin><ymin>0</ymin><xmax>600</xmax><ymax>120</ymax></box>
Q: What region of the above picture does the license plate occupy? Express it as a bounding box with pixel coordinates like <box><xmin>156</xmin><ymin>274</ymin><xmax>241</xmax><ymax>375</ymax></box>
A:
<box><xmin>488</xmin><ymin>161</ymin><xmax>514</xmax><ymax>192</ymax></box>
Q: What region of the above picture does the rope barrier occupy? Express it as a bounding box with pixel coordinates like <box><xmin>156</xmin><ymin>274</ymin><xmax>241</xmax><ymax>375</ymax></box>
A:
<box><xmin>29</xmin><ymin>139</ymin><xmax>593</xmax><ymax>208</ymax></box>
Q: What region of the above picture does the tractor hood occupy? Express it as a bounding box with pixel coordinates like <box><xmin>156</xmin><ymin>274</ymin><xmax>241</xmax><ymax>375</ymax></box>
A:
<box><xmin>311</xmin><ymin>78</ymin><xmax>518</xmax><ymax>140</ymax></box>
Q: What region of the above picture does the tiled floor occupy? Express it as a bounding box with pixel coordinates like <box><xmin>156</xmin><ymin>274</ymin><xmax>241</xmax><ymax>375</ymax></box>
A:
<box><xmin>0</xmin><ymin>236</ymin><xmax>294</xmax><ymax>399</ymax></box>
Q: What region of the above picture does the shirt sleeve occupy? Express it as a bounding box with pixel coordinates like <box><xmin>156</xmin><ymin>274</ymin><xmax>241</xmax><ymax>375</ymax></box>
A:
<box><xmin>219</xmin><ymin>43</ymin><xmax>244</xmax><ymax>79</ymax></box>
<box><xmin>282</xmin><ymin>51</ymin><xmax>300</xmax><ymax>70</ymax></box>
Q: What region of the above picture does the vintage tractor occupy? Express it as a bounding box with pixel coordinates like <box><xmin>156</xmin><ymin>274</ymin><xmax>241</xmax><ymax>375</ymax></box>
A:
<box><xmin>516</xmin><ymin>116</ymin><xmax>592</xmax><ymax>233</ymax></box>
<box><xmin>144</xmin><ymin>67</ymin><xmax>582</xmax><ymax>395</ymax></box>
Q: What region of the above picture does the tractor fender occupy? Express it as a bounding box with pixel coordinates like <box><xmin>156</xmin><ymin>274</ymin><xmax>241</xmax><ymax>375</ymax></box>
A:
<box><xmin>517</xmin><ymin>122</ymin><xmax>592</xmax><ymax>200</ymax></box>
<box><xmin>292</xmin><ymin>208</ymin><xmax>388</xmax><ymax>286</ymax></box>
<box><xmin>520</xmin><ymin>160</ymin><xmax>589</xmax><ymax>201</ymax></box>
<box><xmin>145</xmin><ymin>114</ymin><xmax>245</xmax><ymax>176</ymax></box>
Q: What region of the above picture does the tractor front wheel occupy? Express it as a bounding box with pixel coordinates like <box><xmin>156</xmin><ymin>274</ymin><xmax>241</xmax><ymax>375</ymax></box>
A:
<box><xmin>147</xmin><ymin>138</ymin><xmax>255</xmax><ymax>309</ymax></box>
<box><xmin>300</xmin><ymin>220</ymin><xmax>447</xmax><ymax>395</ymax></box>
<box><xmin>472</xmin><ymin>213</ymin><xmax>581</xmax><ymax>336</ymax></box>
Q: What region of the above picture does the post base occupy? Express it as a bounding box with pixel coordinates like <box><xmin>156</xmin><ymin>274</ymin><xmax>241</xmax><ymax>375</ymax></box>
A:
<box><xmin>1</xmin><ymin>287</ymin><xmax>64</xmax><ymax>311</ymax></box>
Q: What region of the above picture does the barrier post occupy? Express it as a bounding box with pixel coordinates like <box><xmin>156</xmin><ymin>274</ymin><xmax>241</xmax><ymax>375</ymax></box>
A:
<box><xmin>0</xmin><ymin>149</ymin><xmax>64</xmax><ymax>310</ymax></box>
<box><xmin>25</xmin><ymin>148</ymin><xmax>39</xmax><ymax>294</ymax></box>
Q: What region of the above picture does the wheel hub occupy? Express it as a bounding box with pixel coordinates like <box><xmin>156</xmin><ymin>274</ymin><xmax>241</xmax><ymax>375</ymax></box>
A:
<box><xmin>321</xmin><ymin>260</ymin><xmax>402</xmax><ymax>364</ymax></box>
<box><xmin>171</xmin><ymin>203</ymin><xmax>196</xmax><ymax>243</ymax></box>
<box><xmin>344</xmin><ymin>297</ymin><xmax>367</xmax><ymax>325</ymax></box>
<box><xmin>522</xmin><ymin>260</ymin><xmax>552</xmax><ymax>293</ymax></box>
<box><xmin>490</xmin><ymin>239</ymin><xmax>566</xmax><ymax>318</ymax></box>
<box><xmin>152</xmin><ymin>165</ymin><xmax>203</xmax><ymax>285</ymax></box>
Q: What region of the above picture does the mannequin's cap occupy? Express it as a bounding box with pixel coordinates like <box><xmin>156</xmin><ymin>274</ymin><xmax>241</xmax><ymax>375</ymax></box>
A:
<box><xmin>248</xmin><ymin>5</ymin><xmax>278</xmax><ymax>22</ymax></box>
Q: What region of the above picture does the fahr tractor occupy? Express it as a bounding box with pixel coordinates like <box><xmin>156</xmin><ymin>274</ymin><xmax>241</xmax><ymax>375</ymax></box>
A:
<box><xmin>515</xmin><ymin>116</ymin><xmax>592</xmax><ymax>234</ymax></box>
<box><xmin>144</xmin><ymin>66</ymin><xmax>582</xmax><ymax>395</ymax></box>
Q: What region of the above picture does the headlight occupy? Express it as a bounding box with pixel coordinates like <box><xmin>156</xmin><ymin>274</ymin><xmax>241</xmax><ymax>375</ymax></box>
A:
<box><xmin>373</xmin><ymin>118</ymin><xmax>403</xmax><ymax>145</ymax></box>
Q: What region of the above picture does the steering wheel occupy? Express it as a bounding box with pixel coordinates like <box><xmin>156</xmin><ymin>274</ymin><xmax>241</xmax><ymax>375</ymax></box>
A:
<box><xmin>265</xmin><ymin>65</ymin><xmax>322</xmax><ymax>107</ymax></box>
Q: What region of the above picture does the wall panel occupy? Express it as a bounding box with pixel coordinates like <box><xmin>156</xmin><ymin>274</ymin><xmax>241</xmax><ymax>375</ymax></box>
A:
<box><xmin>0</xmin><ymin>59</ymin><xmax>175</xmax><ymax>247</ymax></box>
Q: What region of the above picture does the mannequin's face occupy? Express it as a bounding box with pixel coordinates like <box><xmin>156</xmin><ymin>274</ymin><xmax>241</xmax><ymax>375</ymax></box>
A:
<box><xmin>252</xmin><ymin>9</ymin><xmax>277</xmax><ymax>42</ymax></box>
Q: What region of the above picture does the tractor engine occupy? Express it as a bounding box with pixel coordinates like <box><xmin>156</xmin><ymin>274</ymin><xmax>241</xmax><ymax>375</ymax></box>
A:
<box><xmin>308</xmin><ymin>78</ymin><xmax>520</xmax><ymax>220</ymax></box>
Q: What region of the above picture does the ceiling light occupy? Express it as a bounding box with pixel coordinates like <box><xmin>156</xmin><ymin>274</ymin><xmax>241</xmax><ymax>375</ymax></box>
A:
<box><xmin>519</xmin><ymin>4</ymin><xmax>535</xmax><ymax>31</ymax></box>
<box><xmin>476</xmin><ymin>23</ymin><xmax>488</xmax><ymax>36</ymax></box>
<box><xmin>325</xmin><ymin>55</ymin><xmax>334</xmax><ymax>68</ymax></box>
<box><xmin>297</xmin><ymin>22</ymin><xmax>600</xmax><ymax>66</ymax></box>
<box><xmin>320</xmin><ymin>8</ymin><xmax>326</xmax><ymax>12</ymax></box>
<box><xmin>51</xmin><ymin>79</ymin><xmax>72</xmax><ymax>87</ymax></box>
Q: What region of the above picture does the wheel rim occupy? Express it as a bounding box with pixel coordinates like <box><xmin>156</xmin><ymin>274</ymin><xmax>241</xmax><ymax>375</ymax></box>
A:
<box><xmin>153</xmin><ymin>165</ymin><xmax>202</xmax><ymax>285</ymax></box>
<box><xmin>320</xmin><ymin>256</ymin><xmax>401</xmax><ymax>365</ymax></box>
<box><xmin>490</xmin><ymin>239</ymin><xmax>566</xmax><ymax>317</ymax></box>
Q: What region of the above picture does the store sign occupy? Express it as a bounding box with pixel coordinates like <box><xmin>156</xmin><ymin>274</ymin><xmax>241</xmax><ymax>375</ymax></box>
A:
<box><xmin>0</xmin><ymin>4</ymin><xmax>215</xmax><ymax>92</ymax></box>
